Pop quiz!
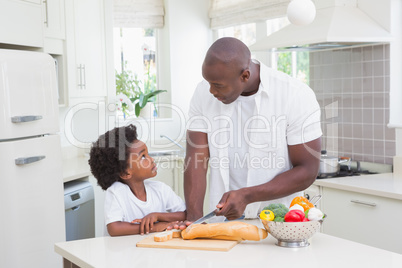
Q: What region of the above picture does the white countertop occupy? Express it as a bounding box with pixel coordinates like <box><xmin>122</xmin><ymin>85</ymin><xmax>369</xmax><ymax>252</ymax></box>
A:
<box><xmin>62</xmin><ymin>156</ymin><xmax>91</xmax><ymax>183</ymax></box>
<box><xmin>55</xmin><ymin>220</ymin><xmax>402</xmax><ymax>268</ymax></box>
<box><xmin>314</xmin><ymin>173</ymin><xmax>402</xmax><ymax>200</ymax></box>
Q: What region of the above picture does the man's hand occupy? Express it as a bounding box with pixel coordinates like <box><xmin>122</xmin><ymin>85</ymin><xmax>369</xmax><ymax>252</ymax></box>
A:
<box><xmin>216</xmin><ymin>189</ymin><xmax>249</xmax><ymax>220</ymax></box>
<box><xmin>166</xmin><ymin>220</ymin><xmax>192</xmax><ymax>230</ymax></box>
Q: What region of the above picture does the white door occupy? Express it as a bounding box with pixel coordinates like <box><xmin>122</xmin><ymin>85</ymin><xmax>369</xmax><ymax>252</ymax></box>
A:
<box><xmin>43</xmin><ymin>0</ymin><xmax>66</xmax><ymax>39</ymax></box>
<box><xmin>0</xmin><ymin>49</ymin><xmax>59</xmax><ymax>139</ymax></box>
<box><xmin>0</xmin><ymin>135</ymin><xmax>65</xmax><ymax>267</ymax></box>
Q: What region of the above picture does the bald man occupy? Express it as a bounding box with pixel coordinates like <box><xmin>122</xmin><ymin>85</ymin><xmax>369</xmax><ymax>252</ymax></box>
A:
<box><xmin>183</xmin><ymin>37</ymin><xmax>322</xmax><ymax>224</ymax></box>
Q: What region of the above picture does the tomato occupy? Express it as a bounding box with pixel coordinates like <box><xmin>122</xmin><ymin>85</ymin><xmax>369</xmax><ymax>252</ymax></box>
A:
<box><xmin>284</xmin><ymin>210</ymin><xmax>305</xmax><ymax>222</ymax></box>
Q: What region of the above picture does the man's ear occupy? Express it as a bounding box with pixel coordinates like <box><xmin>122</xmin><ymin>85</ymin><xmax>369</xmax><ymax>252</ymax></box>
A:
<box><xmin>240</xmin><ymin>69</ymin><xmax>250</xmax><ymax>82</ymax></box>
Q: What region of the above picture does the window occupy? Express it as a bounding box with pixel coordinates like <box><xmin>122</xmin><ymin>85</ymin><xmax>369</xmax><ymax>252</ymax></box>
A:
<box><xmin>217</xmin><ymin>23</ymin><xmax>256</xmax><ymax>46</ymax></box>
<box><xmin>112</xmin><ymin>0</ymin><xmax>165</xmax><ymax>119</ymax></box>
<box><xmin>113</xmin><ymin>27</ymin><xmax>160</xmax><ymax>118</ymax></box>
<box><xmin>274</xmin><ymin>50</ymin><xmax>310</xmax><ymax>84</ymax></box>
<box><xmin>266</xmin><ymin>18</ymin><xmax>310</xmax><ymax>84</ymax></box>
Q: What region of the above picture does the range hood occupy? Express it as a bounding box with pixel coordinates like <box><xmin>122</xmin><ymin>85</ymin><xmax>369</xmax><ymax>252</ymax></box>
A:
<box><xmin>249</xmin><ymin>5</ymin><xmax>393</xmax><ymax>51</ymax></box>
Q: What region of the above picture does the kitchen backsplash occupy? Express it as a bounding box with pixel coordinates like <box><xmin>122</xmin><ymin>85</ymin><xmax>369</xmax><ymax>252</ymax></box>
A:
<box><xmin>310</xmin><ymin>44</ymin><xmax>395</xmax><ymax>165</ymax></box>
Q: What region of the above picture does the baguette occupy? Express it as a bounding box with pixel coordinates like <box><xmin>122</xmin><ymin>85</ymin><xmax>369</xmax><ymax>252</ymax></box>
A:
<box><xmin>172</xmin><ymin>229</ymin><xmax>182</xmax><ymax>238</ymax></box>
<box><xmin>154</xmin><ymin>231</ymin><xmax>173</xmax><ymax>242</ymax></box>
<box><xmin>181</xmin><ymin>221</ymin><xmax>268</xmax><ymax>241</ymax></box>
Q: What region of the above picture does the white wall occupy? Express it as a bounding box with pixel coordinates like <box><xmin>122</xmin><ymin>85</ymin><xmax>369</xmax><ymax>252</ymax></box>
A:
<box><xmin>166</xmin><ymin>0</ymin><xmax>212</xmax><ymax>115</ymax></box>
<box><xmin>149</xmin><ymin>0</ymin><xmax>212</xmax><ymax>146</ymax></box>
<box><xmin>388</xmin><ymin>0</ymin><xmax>402</xmax><ymax>156</ymax></box>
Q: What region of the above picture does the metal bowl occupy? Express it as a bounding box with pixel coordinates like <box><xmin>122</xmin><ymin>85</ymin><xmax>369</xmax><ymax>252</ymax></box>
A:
<box><xmin>260</xmin><ymin>216</ymin><xmax>326</xmax><ymax>248</ymax></box>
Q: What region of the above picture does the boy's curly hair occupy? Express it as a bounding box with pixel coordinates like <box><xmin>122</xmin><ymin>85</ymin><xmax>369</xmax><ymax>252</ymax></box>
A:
<box><xmin>88</xmin><ymin>124</ymin><xmax>138</xmax><ymax>190</ymax></box>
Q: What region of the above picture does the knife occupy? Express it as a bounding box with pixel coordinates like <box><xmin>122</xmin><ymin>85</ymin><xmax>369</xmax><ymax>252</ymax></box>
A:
<box><xmin>190</xmin><ymin>208</ymin><xmax>221</xmax><ymax>225</ymax></box>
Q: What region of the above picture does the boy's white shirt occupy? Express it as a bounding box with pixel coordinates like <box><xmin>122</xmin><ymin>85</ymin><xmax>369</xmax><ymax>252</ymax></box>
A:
<box><xmin>104</xmin><ymin>180</ymin><xmax>185</xmax><ymax>235</ymax></box>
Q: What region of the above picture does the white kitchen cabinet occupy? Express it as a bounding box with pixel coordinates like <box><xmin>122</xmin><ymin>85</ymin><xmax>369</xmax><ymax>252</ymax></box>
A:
<box><xmin>0</xmin><ymin>0</ymin><xmax>43</xmax><ymax>47</ymax></box>
<box><xmin>151</xmin><ymin>157</ymin><xmax>183</xmax><ymax>198</ymax></box>
<box><xmin>321</xmin><ymin>187</ymin><xmax>402</xmax><ymax>254</ymax></box>
<box><xmin>64</xmin><ymin>0</ymin><xmax>107</xmax><ymax>98</ymax></box>
<box><xmin>151</xmin><ymin>157</ymin><xmax>212</xmax><ymax>214</ymax></box>
<box><xmin>88</xmin><ymin>175</ymin><xmax>106</xmax><ymax>237</ymax></box>
<box><xmin>43</xmin><ymin>0</ymin><xmax>66</xmax><ymax>39</ymax></box>
<box><xmin>304</xmin><ymin>184</ymin><xmax>322</xmax><ymax>209</ymax></box>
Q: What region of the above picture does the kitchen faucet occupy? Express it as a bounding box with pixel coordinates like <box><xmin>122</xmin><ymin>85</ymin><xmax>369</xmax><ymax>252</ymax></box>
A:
<box><xmin>160</xmin><ymin>134</ymin><xmax>184</xmax><ymax>150</ymax></box>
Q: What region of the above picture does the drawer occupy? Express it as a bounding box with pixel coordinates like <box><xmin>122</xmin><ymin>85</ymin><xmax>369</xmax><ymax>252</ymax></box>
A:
<box><xmin>322</xmin><ymin>187</ymin><xmax>402</xmax><ymax>254</ymax></box>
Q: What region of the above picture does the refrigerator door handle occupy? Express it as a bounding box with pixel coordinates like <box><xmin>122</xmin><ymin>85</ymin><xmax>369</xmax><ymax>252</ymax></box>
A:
<box><xmin>15</xmin><ymin>156</ymin><xmax>46</xmax><ymax>165</ymax></box>
<box><xmin>11</xmin><ymin>115</ymin><xmax>43</xmax><ymax>123</ymax></box>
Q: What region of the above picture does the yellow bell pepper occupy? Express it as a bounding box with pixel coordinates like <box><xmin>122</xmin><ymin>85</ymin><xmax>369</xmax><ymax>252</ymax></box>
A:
<box><xmin>259</xmin><ymin>210</ymin><xmax>275</xmax><ymax>221</ymax></box>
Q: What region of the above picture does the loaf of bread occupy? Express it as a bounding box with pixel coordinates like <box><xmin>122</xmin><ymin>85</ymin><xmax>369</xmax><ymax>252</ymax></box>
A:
<box><xmin>172</xmin><ymin>229</ymin><xmax>182</xmax><ymax>238</ymax></box>
<box><xmin>181</xmin><ymin>221</ymin><xmax>268</xmax><ymax>241</ymax></box>
<box><xmin>154</xmin><ymin>231</ymin><xmax>173</xmax><ymax>242</ymax></box>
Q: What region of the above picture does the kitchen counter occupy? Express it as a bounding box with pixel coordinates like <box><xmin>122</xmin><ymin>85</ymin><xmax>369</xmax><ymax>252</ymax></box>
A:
<box><xmin>54</xmin><ymin>220</ymin><xmax>402</xmax><ymax>268</ymax></box>
<box><xmin>62</xmin><ymin>155</ymin><xmax>91</xmax><ymax>183</ymax></box>
<box><xmin>314</xmin><ymin>173</ymin><xmax>402</xmax><ymax>200</ymax></box>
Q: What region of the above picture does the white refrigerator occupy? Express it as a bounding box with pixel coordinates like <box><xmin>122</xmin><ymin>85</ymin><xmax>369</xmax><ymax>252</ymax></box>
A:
<box><xmin>0</xmin><ymin>49</ymin><xmax>65</xmax><ymax>267</ymax></box>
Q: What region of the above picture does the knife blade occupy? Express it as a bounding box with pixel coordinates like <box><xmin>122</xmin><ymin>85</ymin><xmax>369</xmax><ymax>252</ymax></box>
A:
<box><xmin>191</xmin><ymin>208</ymin><xmax>221</xmax><ymax>225</ymax></box>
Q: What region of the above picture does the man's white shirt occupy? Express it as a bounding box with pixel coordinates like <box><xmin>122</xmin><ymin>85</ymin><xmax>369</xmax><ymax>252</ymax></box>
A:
<box><xmin>188</xmin><ymin>60</ymin><xmax>322</xmax><ymax>220</ymax></box>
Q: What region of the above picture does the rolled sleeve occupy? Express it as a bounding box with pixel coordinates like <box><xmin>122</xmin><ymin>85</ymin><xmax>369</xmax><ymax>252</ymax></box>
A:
<box><xmin>187</xmin><ymin>81</ymin><xmax>211</xmax><ymax>133</ymax></box>
<box><xmin>287</xmin><ymin>85</ymin><xmax>322</xmax><ymax>145</ymax></box>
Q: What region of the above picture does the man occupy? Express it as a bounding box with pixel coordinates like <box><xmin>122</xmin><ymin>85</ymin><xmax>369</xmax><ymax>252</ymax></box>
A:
<box><xmin>184</xmin><ymin>37</ymin><xmax>322</xmax><ymax>224</ymax></box>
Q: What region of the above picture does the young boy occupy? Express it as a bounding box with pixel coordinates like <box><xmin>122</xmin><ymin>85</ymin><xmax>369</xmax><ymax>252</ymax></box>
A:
<box><xmin>88</xmin><ymin>124</ymin><xmax>186</xmax><ymax>236</ymax></box>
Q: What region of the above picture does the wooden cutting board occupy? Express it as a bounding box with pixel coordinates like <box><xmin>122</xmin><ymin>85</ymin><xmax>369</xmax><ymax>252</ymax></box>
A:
<box><xmin>136</xmin><ymin>234</ymin><xmax>239</xmax><ymax>251</ymax></box>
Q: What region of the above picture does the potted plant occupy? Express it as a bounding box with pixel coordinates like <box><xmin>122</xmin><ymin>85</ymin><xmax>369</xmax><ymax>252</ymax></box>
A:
<box><xmin>115</xmin><ymin>65</ymin><xmax>166</xmax><ymax>118</ymax></box>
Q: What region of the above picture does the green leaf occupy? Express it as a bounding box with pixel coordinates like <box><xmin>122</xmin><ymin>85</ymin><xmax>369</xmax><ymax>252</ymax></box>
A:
<box><xmin>145</xmin><ymin>89</ymin><xmax>167</xmax><ymax>99</ymax></box>
<box><xmin>139</xmin><ymin>94</ymin><xmax>147</xmax><ymax>108</ymax></box>
<box><xmin>135</xmin><ymin>103</ymin><xmax>141</xmax><ymax>117</ymax></box>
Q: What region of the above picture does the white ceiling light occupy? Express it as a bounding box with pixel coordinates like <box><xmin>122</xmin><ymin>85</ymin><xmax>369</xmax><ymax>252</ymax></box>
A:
<box><xmin>287</xmin><ymin>0</ymin><xmax>316</xmax><ymax>26</ymax></box>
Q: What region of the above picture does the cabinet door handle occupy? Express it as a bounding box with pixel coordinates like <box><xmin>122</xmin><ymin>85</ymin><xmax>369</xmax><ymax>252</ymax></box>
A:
<box><xmin>11</xmin><ymin>115</ymin><xmax>43</xmax><ymax>123</ymax></box>
<box><xmin>82</xmin><ymin>64</ymin><xmax>86</xmax><ymax>89</ymax></box>
<box><xmin>43</xmin><ymin>0</ymin><xmax>49</xmax><ymax>26</ymax></box>
<box><xmin>15</xmin><ymin>156</ymin><xmax>46</xmax><ymax>165</ymax></box>
<box><xmin>350</xmin><ymin>199</ymin><xmax>377</xmax><ymax>207</ymax></box>
<box><xmin>77</xmin><ymin>64</ymin><xmax>83</xmax><ymax>89</ymax></box>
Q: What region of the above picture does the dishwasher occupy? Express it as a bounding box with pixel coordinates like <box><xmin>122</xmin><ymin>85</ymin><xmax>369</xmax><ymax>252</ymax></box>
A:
<box><xmin>64</xmin><ymin>180</ymin><xmax>95</xmax><ymax>241</ymax></box>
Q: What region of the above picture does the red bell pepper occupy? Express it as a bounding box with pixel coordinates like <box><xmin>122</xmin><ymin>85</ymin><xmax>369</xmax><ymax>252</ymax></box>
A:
<box><xmin>284</xmin><ymin>210</ymin><xmax>305</xmax><ymax>222</ymax></box>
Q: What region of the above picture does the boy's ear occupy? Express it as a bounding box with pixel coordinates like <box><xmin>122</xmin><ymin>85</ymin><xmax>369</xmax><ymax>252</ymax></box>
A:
<box><xmin>120</xmin><ymin>171</ymin><xmax>131</xmax><ymax>180</ymax></box>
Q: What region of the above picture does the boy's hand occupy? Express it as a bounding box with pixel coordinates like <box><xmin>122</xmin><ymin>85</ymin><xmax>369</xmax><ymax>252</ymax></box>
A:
<box><xmin>131</xmin><ymin>213</ymin><xmax>159</xmax><ymax>235</ymax></box>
